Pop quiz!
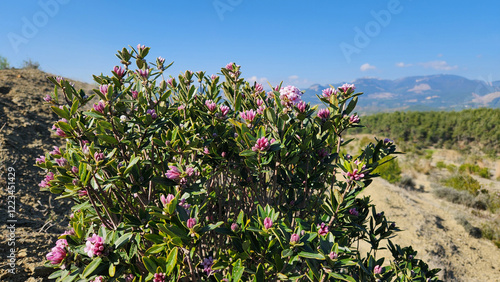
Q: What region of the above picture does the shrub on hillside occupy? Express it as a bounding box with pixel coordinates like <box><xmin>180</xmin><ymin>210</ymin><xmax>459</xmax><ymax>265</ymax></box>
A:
<box><xmin>442</xmin><ymin>174</ymin><xmax>482</xmax><ymax>195</ymax></box>
<box><xmin>373</xmin><ymin>157</ymin><xmax>402</xmax><ymax>184</ymax></box>
<box><xmin>0</xmin><ymin>55</ymin><xmax>9</xmax><ymax>70</ymax></box>
<box><xmin>36</xmin><ymin>45</ymin><xmax>440</xmax><ymax>281</ymax></box>
<box><xmin>22</xmin><ymin>58</ymin><xmax>40</xmax><ymax>70</ymax></box>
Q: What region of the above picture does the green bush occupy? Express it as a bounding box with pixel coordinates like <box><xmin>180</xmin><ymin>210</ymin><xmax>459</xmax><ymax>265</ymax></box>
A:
<box><xmin>459</xmin><ymin>163</ymin><xmax>490</xmax><ymax>179</ymax></box>
<box><xmin>442</xmin><ymin>174</ymin><xmax>482</xmax><ymax>195</ymax></box>
<box><xmin>0</xmin><ymin>55</ymin><xmax>9</xmax><ymax>69</ymax></box>
<box><xmin>373</xmin><ymin>157</ymin><xmax>402</xmax><ymax>184</ymax></box>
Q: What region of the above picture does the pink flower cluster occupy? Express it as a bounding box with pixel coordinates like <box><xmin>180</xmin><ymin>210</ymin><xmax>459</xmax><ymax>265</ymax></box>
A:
<box><xmin>93</xmin><ymin>100</ymin><xmax>105</xmax><ymax>114</ymax></box>
<box><xmin>46</xmin><ymin>237</ymin><xmax>68</xmax><ymax>265</ymax></box>
<box><xmin>349</xmin><ymin>208</ymin><xmax>359</xmax><ymax>216</ymax></box>
<box><xmin>317</xmin><ymin>109</ymin><xmax>330</xmax><ymax>120</ymax></box>
<box><xmin>263</xmin><ymin>217</ymin><xmax>273</xmax><ymax>229</ymax></box>
<box><xmin>279</xmin><ymin>85</ymin><xmax>302</xmax><ymax>107</ymax></box>
<box><xmin>252</xmin><ymin>137</ymin><xmax>270</xmax><ymax>152</ymax></box>
<box><xmin>160</xmin><ymin>194</ymin><xmax>175</xmax><ymax>206</ymax></box>
<box><xmin>240</xmin><ymin>109</ymin><xmax>256</xmax><ymax>123</ymax></box>
<box><xmin>317</xmin><ymin>222</ymin><xmax>329</xmax><ymax>236</ymax></box>
<box><xmin>201</xmin><ymin>256</ymin><xmax>215</xmax><ymax>276</ymax></box>
<box><xmin>322</xmin><ymin>87</ymin><xmax>337</xmax><ymax>98</ymax></box>
<box><xmin>39</xmin><ymin>172</ymin><xmax>54</xmax><ymax>188</ymax></box>
<box><xmin>342</xmin><ymin>160</ymin><xmax>367</xmax><ymax>182</ymax></box>
<box><xmin>205</xmin><ymin>100</ymin><xmax>217</xmax><ymax>112</ymax></box>
<box><xmin>187</xmin><ymin>218</ymin><xmax>197</xmax><ymax>229</ymax></box>
<box><xmin>339</xmin><ymin>83</ymin><xmax>355</xmax><ymax>94</ymax></box>
<box><xmin>349</xmin><ymin>114</ymin><xmax>360</xmax><ymax>123</ymax></box>
<box><xmin>113</xmin><ymin>66</ymin><xmax>125</xmax><ymax>78</ymax></box>
<box><xmin>373</xmin><ymin>265</ymin><xmax>383</xmax><ymax>274</ymax></box>
<box><xmin>84</xmin><ymin>234</ymin><xmax>105</xmax><ymax>257</ymax></box>
<box><xmin>153</xmin><ymin>273</ymin><xmax>166</xmax><ymax>282</ymax></box>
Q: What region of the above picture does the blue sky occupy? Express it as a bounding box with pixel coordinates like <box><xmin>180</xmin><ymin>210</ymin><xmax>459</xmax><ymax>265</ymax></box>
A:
<box><xmin>1</xmin><ymin>0</ymin><xmax>499</xmax><ymax>88</ymax></box>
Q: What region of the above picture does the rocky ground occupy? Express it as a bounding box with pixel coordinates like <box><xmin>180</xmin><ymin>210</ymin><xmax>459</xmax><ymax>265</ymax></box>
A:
<box><xmin>0</xmin><ymin>68</ymin><xmax>499</xmax><ymax>281</ymax></box>
<box><xmin>0</xmin><ymin>68</ymin><xmax>94</xmax><ymax>281</ymax></box>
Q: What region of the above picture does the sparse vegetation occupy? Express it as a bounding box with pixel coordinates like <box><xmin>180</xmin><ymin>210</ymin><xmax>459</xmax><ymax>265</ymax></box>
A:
<box><xmin>459</xmin><ymin>163</ymin><xmax>490</xmax><ymax>179</ymax></box>
<box><xmin>374</xmin><ymin>157</ymin><xmax>402</xmax><ymax>184</ymax></box>
<box><xmin>442</xmin><ymin>174</ymin><xmax>482</xmax><ymax>196</ymax></box>
<box><xmin>0</xmin><ymin>55</ymin><xmax>9</xmax><ymax>70</ymax></box>
<box><xmin>22</xmin><ymin>58</ymin><xmax>40</xmax><ymax>70</ymax></box>
<box><xmin>455</xmin><ymin>215</ymin><xmax>482</xmax><ymax>238</ymax></box>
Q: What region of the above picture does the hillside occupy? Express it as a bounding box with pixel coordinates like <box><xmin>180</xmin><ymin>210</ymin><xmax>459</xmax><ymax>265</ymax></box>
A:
<box><xmin>303</xmin><ymin>74</ymin><xmax>500</xmax><ymax>113</ymax></box>
<box><xmin>0</xmin><ymin>68</ymin><xmax>94</xmax><ymax>281</ymax></box>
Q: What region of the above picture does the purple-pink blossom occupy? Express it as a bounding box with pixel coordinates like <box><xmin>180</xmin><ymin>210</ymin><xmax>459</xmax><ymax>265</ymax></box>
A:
<box><xmin>131</xmin><ymin>90</ymin><xmax>139</xmax><ymax>99</ymax></box>
<box><xmin>205</xmin><ymin>100</ymin><xmax>217</xmax><ymax>112</ymax></box>
<box><xmin>137</xmin><ymin>68</ymin><xmax>149</xmax><ymax>79</ymax></box>
<box><xmin>211</xmin><ymin>74</ymin><xmax>218</xmax><ymax>81</ymax></box>
<box><xmin>279</xmin><ymin>85</ymin><xmax>302</xmax><ymax>106</ymax></box>
<box><xmin>290</xmin><ymin>233</ymin><xmax>300</xmax><ymax>244</ymax></box>
<box><xmin>187</xmin><ymin>218</ymin><xmax>197</xmax><ymax>229</ymax></box>
<box><xmin>153</xmin><ymin>273</ymin><xmax>166</xmax><ymax>282</ymax></box>
<box><xmin>263</xmin><ymin>217</ymin><xmax>273</xmax><ymax>229</ymax></box>
<box><xmin>166</xmin><ymin>166</ymin><xmax>181</xmax><ymax>180</ymax></box>
<box><xmin>219</xmin><ymin>105</ymin><xmax>230</xmax><ymax>117</ymax></box>
<box><xmin>317</xmin><ymin>222</ymin><xmax>329</xmax><ymax>236</ymax></box>
<box><xmin>71</xmin><ymin>166</ymin><xmax>79</xmax><ymax>175</ymax></box>
<box><xmin>339</xmin><ymin>83</ymin><xmax>355</xmax><ymax>94</ymax></box>
<box><xmin>329</xmin><ymin>251</ymin><xmax>338</xmax><ymax>260</ymax></box>
<box><xmin>322</xmin><ymin>88</ymin><xmax>337</xmax><ymax>98</ymax></box>
<box><xmin>46</xmin><ymin>245</ymin><xmax>67</xmax><ymax>265</ymax></box>
<box><xmin>185</xmin><ymin>166</ymin><xmax>195</xmax><ymax>176</ymax></box>
<box><xmin>166</xmin><ymin>78</ymin><xmax>174</xmax><ymax>87</ymax></box>
<box><xmin>231</xmin><ymin>223</ymin><xmax>239</xmax><ymax>232</ymax></box>
<box><xmin>55</xmin><ymin>157</ymin><xmax>68</xmax><ymax>167</ymax></box>
<box><xmin>50</xmin><ymin>146</ymin><xmax>61</xmax><ymax>156</ymax></box>
<box><xmin>36</xmin><ymin>156</ymin><xmax>46</xmax><ymax>164</ymax></box>
<box><xmin>297</xmin><ymin>101</ymin><xmax>306</xmax><ymax>113</ymax></box>
<box><xmin>147</xmin><ymin>109</ymin><xmax>157</xmax><ymax>119</ymax></box>
<box><xmin>99</xmin><ymin>84</ymin><xmax>109</xmax><ymax>95</ymax></box>
<box><xmin>55</xmin><ymin>128</ymin><xmax>67</xmax><ymax>137</ymax></box>
<box><xmin>113</xmin><ymin>66</ymin><xmax>125</xmax><ymax>78</ymax></box>
<box><xmin>160</xmin><ymin>194</ymin><xmax>175</xmax><ymax>206</ymax></box>
<box><xmin>349</xmin><ymin>208</ymin><xmax>359</xmax><ymax>216</ymax></box>
<box><xmin>255</xmin><ymin>83</ymin><xmax>264</xmax><ymax>93</ymax></box>
<box><xmin>137</xmin><ymin>44</ymin><xmax>146</xmax><ymax>51</ymax></box>
<box><xmin>317</xmin><ymin>109</ymin><xmax>330</xmax><ymax>120</ymax></box>
<box><xmin>201</xmin><ymin>256</ymin><xmax>215</xmax><ymax>276</ymax></box>
<box><xmin>94</xmin><ymin>152</ymin><xmax>105</xmax><ymax>162</ymax></box>
<box><xmin>240</xmin><ymin>109</ymin><xmax>256</xmax><ymax>123</ymax></box>
<box><xmin>252</xmin><ymin>137</ymin><xmax>270</xmax><ymax>152</ymax></box>
<box><xmin>373</xmin><ymin>265</ymin><xmax>383</xmax><ymax>274</ymax></box>
<box><xmin>342</xmin><ymin>167</ymin><xmax>366</xmax><ymax>182</ymax></box>
<box><xmin>93</xmin><ymin>100</ymin><xmax>105</xmax><ymax>114</ymax></box>
<box><xmin>43</xmin><ymin>94</ymin><xmax>52</xmax><ymax>102</ymax></box>
<box><xmin>349</xmin><ymin>115</ymin><xmax>360</xmax><ymax>123</ymax></box>
<box><xmin>84</xmin><ymin>234</ymin><xmax>105</xmax><ymax>257</ymax></box>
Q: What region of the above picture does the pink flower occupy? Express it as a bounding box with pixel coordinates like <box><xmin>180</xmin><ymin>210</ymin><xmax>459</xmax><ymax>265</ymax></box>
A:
<box><xmin>55</xmin><ymin>157</ymin><xmax>68</xmax><ymax>167</ymax></box>
<box><xmin>113</xmin><ymin>66</ymin><xmax>125</xmax><ymax>78</ymax></box>
<box><xmin>94</xmin><ymin>152</ymin><xmax>105</xmax><ymax>162</ymax></box>
<box><xmin>349</xmin><ymin>115</ymin><xmax>360</xmax><ymax>123</ymax></box>
<box><xmin>219</xmin><ymin>105</ymin><xmax>230</xmax><ymax>117</ymax></box>
<box><xmin>161</xmin><ymin>194</ymin><xmax>175</xmax><ymax>206</ymax></box>
<box><xmin>317</xmin><ymin>148</ymin><xmax>329</xmax><ymax>159</ymax></box>
<box><xmin>257</xmin><ymin>105</ymin><xmax>266</xmax><ymax>115</ymax></box>
<box><xmin>166</xmin><ymin>78</ymin><xmax>174</xmax><ymax>87</ymax></box>
<box><xmin>384</xmin><ymin>138</ymin><xmax>393</xmax><ymax>144</ymax></box>
<box><xmin>290</xmin><ymin>233</ymin><xmax>300</xmax><ymax>244</ymax></box>
<box><xmin>82</xmin><ymin>145</ymin><xmax>90</xmax><ymax>156</ymax></box>
<box><xmin>45</xmin><ymin>172</ymin><xmax>55</xmax><ymax>182</ymax></box>
<box><xmin>93</xmin><ymin>100</ymin><xmax>105</xmax><ymax>114</ymax></box>
<box><xmin>131</xmin><ymin>90</ymin><xmax>139</xmax><ymax>99</ymax></box>
<box><xmin>317</xmin><ymin>222</ymin><xmax>329</xmax><ymax>236</ymax></box>
<box><xmin>256</xmin><ymin>98</ymin><xmax>264</xmax><ymax>107</ymax></box>
<box><xmin>221</xmin><ymin>152</ymin><xmax>226</xmax><ymax>158</ymax></box>
<box><xmin>137</xmin><ymin>68</ymin><xmax>149</xmax><ymax>79</ymax></box>
<box><xmin>99</xmin><ymin>84</ymin><xmax>109</xmax><ymax>95</ymax></box>
<box><xmin>50</xmin><ymin>146</ymin><xmax>61</xmax><ymax>156</ymax></box>
<box><xmin>43</xmin><ymin>94</ymin><xmax>52</xmax><ymax>102</ymax></box>
<box><xmin>255</xmin><ymin>83</ymin><xmax>264</xmax><ymax>93</ymax></box>
<box><xmin>317</xmin><ymin>109</ymin><xmax>330</xmax><ymax>120</ymax></box>
<box><xmin>166</xmin><ymin>166</ymin><xmax>181</xmax><ymax>180</ymax></box>
<box><xmin>201</xmin><ymin>256</ymin><xmax>215</xmax><ymax>276</ymax></box>
<box><xmin>329</xmin><ymin>251</ymin><xmax>338</xmax><ymax>260</ymax></box>
<box><xmin>78</xmin><ymin>190</ymin><xmax>87</xmax><ymax>197</ymax></box>
<box><xmin>55</xmin><ymin>128</ymin><xmax>67</xmax><ymax>137</ymax></box>
<box><xmin>279</xmin><ymin>85</ymin><xmax>302</xmax><ymax>106</ymax></box>
<box><xmin>211</xmin><ymin>74</ymin><xmax>218</xmax><ymax>80</ymax></box>
<box><xmin>147</xmin><ymin>109</ymin><xmax>157</xmax><ymax>119</ymax></box>
<box><xmin>240</xmin><ymin>109</ymin><xmax>256</xmax><ymax>123</ymax></box>
<box><xmin>263</xmin><ymin>217</ymin><xmax>273</xmax><ymax>229</ymax></box>
<box><xmin>36</xmin><ymin>156</ymin><xmax>46</xmax><ymax>164</ymax></box>
<box><xmin>56</xmin><ymin>76</ymin><xmax>63</xmax><ymax>83</ymax></box>
<box><xmin>204</xmin><ymin>147</ymin><xmax>210</xmax><ymax>154</ymax></box>
<box><xmin>322</xmin><ymin>88</ymin><xmax>337</xmax><ymax>98</ymax></box>
<box><xmin>252</xmin><ymin>137</ymin><xmax>270</xmax><ymax>152</ymax></box>
<box><xmin>205</xmin><ymin>100</ymin><xmax>217</xmax><ymax>112</ymax></box>
<box><xmin>84</xmin><ymin>234</ymin><xmax>105</xmax><ymax>257</ymax></box>
<box><xmin>187</xmin><ymin>218</ymin><xmax>197</xmax><ymax>229</ymax></box>
<box><xmin>39</xmin><ymin>180</ymin><xmax>50</xmax><ymax>188</ymax></box>
<box><xmin>231</xmin><ymin>223</ymin><xmax>239</xmax><ymax>232</ymax></box>
<box><xmin>153</xmin><ymin>273</ymin><xmax>166</xmax><ymax>282</ymax></box>
<box><xmin>46</xmin><ymin>245</ymin><xmax>67</xmax><ymax>265</ymax></box>
<box><xmin>339</xmin><ymin>83</ymin><xmax>355</xmax><ymax>94</ymax></box>
<box><xmin>185</xmin><ymin>166</ymin><xmax>195</xmax><ymax>176</ymax></box>
<box><xmin>373</xmin><ymin>265</ymin><xmax>383</xmax><ymax>274</ymax></box>
<box><xmin>225</xmin><ymin>62</ymin><xmax>234</xmax><ymax>71</ymax></box>
<box><xmin>92</xmin><ymin>276</ymin><xmax>105</xmax><ymax>282</ymax></box>
<box><xmin>349</xmin><ymin>208</ymin><xmax>359</xmax><ymax>216</ymax></box>
<box><xmin>297</xmin><ymin>101</ymin><xmax>306</xmax><ymax>113</ymax></box>
<box><xmin>342</xmin><ymin>167</ymin><xmax>366</xmax><ymax>182</ymax></box>
<box><xmin>71</xmin><ymin>166</ymin><xmax>79</xmax><ymax>175</ymax></box>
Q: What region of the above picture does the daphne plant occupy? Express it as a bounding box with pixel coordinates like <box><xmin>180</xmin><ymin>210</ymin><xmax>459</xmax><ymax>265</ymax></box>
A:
<box><xmin>37</xmin><ymin>45</ymin><xmax>441</xmax><ymax>281</ymax></box>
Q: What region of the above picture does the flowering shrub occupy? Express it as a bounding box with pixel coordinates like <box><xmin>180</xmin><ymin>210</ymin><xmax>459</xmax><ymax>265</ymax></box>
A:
<box><xmin>37</xmin><ymin>45</ymin><xmax>440</xmax><ymax>281</ymax></box>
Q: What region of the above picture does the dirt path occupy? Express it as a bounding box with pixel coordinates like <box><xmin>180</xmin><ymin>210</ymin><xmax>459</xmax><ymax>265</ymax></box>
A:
<box><xmin>361</xmin><ymin>176</ymin><xmax>500</xmax><ymax>281</ymax></box>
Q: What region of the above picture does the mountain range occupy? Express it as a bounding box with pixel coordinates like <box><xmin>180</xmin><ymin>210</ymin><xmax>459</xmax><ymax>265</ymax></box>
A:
<box><xmin>302</xmin><ymin>74</ymin><xmax>500</xmax><ymax>113</ymax></box>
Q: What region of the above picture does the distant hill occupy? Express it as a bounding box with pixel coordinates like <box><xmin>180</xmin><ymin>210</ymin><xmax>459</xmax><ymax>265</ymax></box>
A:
<box><xmin>302</xmin><ymin>74</ymin><xmax>500</xmax><ymax>113</ymax></box>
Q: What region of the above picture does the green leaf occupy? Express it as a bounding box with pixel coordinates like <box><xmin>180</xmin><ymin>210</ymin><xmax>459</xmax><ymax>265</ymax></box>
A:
<box><xmin>298</xmin><ymin>251</ymin><xmax>325</xmax><ymax>260</ymax></box>
<box><xmin>165</xmin><ymin>248</ymin><xmax>178</xmax><ymax>275</ymax></box>
<box><xmin>281</xmin><ymin>248</ymin><xmax>293</xmax><ymax>258</ymax></box>
<box><xmin>97</xmin><ymin>134</ymin><xmax>118</xmax><ymax>144</ymax></box>
<box><xmin>254</xmin><ymin>263</ymin><xmax>265</xmax><ymax>282</ymax></box>
<box><xmin>83</xmin><ymin>111</ymin><xmax>105</xmax><ymax>119</ymax></box>
<box><xmin>328</xmin><ymin>272</ymin><xmax>356</xmax><ymax>282</ymax></box>
<box><xmin>109</xmin><ymin>264</ymin><xmax>116</xmax><ymax>277</ymax></box>
<box><xmin>146</xmin><ymin>244</ymin><xmax>165</xmax><ymax>255</ymax></box>
<box><xmin>142</xmin><ymin>256</ymin><xmax>158</xmax><ymax>273</ymax></box>
<box><xmin>70</xmin><ymin>99</ymin><xmax>80</xmax><ymax>116</ymax></box>
<box><xmin>82</xmin><ymin>257</ymin><xmax>102</xmax><ymax>278</ymax></box>
<box><xmin>240</xmin><ymin>150</ymin><xmax>256</xmax><ymax>157</ymax></box>
<box><xmin>232</xmin><ymin>259</ymin><xmax>244</xmax><ymax>282</ymax></box>
<box><xmin>124</xmin><ymin>156</ymin><xmax>140</xmax><ymax>176</ymax></box>
<box><xmin>51</xmin><ymin>105</ymin><xmax>70</xmax><ymax>120</ymax></box>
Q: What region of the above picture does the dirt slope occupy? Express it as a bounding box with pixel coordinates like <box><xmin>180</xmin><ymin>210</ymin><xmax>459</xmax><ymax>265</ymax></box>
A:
<box><xmin>0</xmin><ymin>69</ymin><xmax>94</xmax><ymax>281</ymax></box>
